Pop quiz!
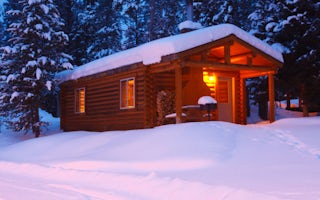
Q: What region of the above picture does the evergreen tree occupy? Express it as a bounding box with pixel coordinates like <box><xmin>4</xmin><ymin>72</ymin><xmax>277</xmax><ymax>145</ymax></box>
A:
<box><xmin>87</xmin><ymin>0</ymin><xmax>122</xmax><ymax>60</ymax></box>
<box><xmin>273</xmin><ymin>0</ymin><xmax>320</xmax><ymax>115</ymax></box>
<box><xmin>194</xmin><ymin>0</ymin><xmax>254</xmax><ymax>30</ymax></box>
<box><xmin>0</xmin><ymin>0</ymin><xmax>72</xmax><ymax>137</ymax></box>
<box><xmin>113</xmin><ymin>0</ymin><xmax>148</xmax><ymax>49</ymax></box>
<box><xmin>55</xmin><ymin>0</ymin><xmax>74</xmax><ymax>34</ymax></box>
<box><xmin>1</xmin><ymin>0</ymin><xmax>21</xmax><ymax>46</ymax></box>
<box><xmin>194</xmin><ymin>0</ymin><xmax>220</xmax><ymax>27</ymax></box>
<box><xmin>247</xmin><ymin>0</ymin><xmax>285</xmax><ymax>112</ymax></box>
<box><xmin>0</xmin><ymin>19</ymin><xmax>4</xmax><ymax>47</ymax></box>
<box><xmin>0</xmin><ymin>1</ymin><xmax>5</xmax><ymax>46</ymax></box>
<box><xmin>149</xmin><ymin>0</ymin><xmax>184</xmax><ymax>41</ymax></box>
<box><xmin>68</xmin><ymin>0</ymin><xmax>121</xmax><ymax>64</ymax></box>
<box><xmin>212</xmin><ymin>0</ymin><xmax>235</xmax><ymax>24</ymax></box>
<box><xmin>67</xmin><ymin>0</ymin><xmax>94</xmax><ymax>65</ymax></box>
<box><xmin>249</xmin><ymin>1</ymin><xmax>268</xmax><ymax>40</ymax></box>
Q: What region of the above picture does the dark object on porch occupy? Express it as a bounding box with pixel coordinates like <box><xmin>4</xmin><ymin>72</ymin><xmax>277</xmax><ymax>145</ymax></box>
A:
<box><xmin>198</xmin><ymin>96</ymin><xmax>217</xmax><ymax>121</ymax></box>
<box><xmin>200</xmin><ymin>103</ymin><xmax>217</xmax><ymax>121</ymax></box>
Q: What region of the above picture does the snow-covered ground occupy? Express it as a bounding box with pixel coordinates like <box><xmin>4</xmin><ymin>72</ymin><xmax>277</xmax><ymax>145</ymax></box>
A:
<box><xmin>0</xmin><ymin>106</ymin><xmax>319</xmax><ymax>200</ymax></box>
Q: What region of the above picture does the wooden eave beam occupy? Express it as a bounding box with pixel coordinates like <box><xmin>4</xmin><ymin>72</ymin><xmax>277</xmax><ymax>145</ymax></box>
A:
<box><xmin>184</xmin><ymin>60</ymin><xmax>276</xmax><ymax>72</ymax></box>
<box><xmin>240</xmin><ymin>70</ymin><xmax>276</xmax><ymax>79</ymax></box>
<box><xmin>217</xmin><ymin>51</ymin><xmax>256</xmax><ymax>63</ymax></box>
<box><xmin>230</xmin><ymin>35</ymin><xmax>283</xmax><ymax>68</ymax></box>
<box><xmin>161</xmin><ymin>37</ymin><xmax>234</xmax><ymax>63</ymax></box>
<box><xmin>149</xmin><ymin>62</ymin><xmax>177</xmax><ymax>73</ymax></box>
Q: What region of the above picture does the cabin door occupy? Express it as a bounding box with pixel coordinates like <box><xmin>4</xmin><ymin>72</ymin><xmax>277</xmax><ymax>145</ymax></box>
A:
<box><xmin>217</xmin><ymin>77</ymin><xmax>234</xmax><ymax>122</ymax></box>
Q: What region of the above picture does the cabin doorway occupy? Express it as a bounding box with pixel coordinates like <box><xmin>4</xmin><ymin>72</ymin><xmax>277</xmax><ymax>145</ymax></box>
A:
<box><xmin>217</xmin><ymin>77</ymin><xmax>234</xmax><ymax>122</ymax></box>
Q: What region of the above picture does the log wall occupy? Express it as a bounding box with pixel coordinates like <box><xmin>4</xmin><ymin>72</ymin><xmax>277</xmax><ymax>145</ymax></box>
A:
<box><xmin>60</xmin><ymin>64</ymin><xmax>148</xmax><ymax>131</ymax></box>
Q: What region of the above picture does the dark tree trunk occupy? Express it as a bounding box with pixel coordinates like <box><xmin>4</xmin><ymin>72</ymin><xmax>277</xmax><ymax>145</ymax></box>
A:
<box><xmin>300</xmin><ymin>84</ymin><xmax>309</xmax><ymax>117</ymax></box>
<box><xmin>65</xmin><ymin>0</ymin><xmax>73</xmax><ymax>34</ymax></box>
<box><xmin>32</xmin><ymin>107</ymin><xmax>41</xmax><ymax>138</ymax></box>
<box><xmin>258</xmin><ymin>99</ymin><xmax>268</xmax><ymax>120</ymax></box>
<box><xmin>186</xmin><ymin>0</ymin><xmax>193</xmax><ymax>21</ymax></box>
<box><xmin>302</xmin><ymin>103</ymin><xmax>309</xmax><ymax>117</ymax></box>
<box><xmin>286</xmin><ymin>89</ymin><xmax>291</xmax><ymax>110</ymax></box>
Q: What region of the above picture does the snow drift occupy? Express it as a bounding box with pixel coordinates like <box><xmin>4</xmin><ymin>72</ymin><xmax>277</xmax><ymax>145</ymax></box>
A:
<box><xmin>0</xmin><ymin>116</ymin><xmax>319</xmax><ymax>200</ymax></box>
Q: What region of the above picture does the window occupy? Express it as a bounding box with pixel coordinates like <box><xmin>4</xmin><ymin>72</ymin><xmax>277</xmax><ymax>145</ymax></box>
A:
<box><xmin>120</xmin><ymin>78</ymin><xmax>135</xmax><ymax>109</ymax></box>
<box><xmin>75</xmin><ymin>88</ymin><xmax>85</xmax><ymax>113</ymax></box>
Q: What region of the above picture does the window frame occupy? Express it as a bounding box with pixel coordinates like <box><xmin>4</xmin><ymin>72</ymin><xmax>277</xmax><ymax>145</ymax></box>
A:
<box><xmin>120</xmin><ymin>77</ymin><xmax>135</xmax><ymax>109</ymax></box>
<box><xmin>74</xmin><ymin>87</ymin><xmax>86</xmax><ymax>114</ymax></box>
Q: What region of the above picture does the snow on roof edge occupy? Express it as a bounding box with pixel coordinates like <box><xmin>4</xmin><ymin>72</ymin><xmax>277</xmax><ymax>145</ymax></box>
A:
<box><xmin>57</xmin><ymin>24</ymin><xmax>283</xmax><ymax>83</ymax></box>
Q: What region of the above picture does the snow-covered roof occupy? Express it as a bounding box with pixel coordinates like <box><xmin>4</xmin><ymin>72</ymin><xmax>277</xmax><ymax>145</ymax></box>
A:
<box><xmin>58</xmin><ymin>24</ymin><xmax>283</xmax><ymax>83</ymax></box>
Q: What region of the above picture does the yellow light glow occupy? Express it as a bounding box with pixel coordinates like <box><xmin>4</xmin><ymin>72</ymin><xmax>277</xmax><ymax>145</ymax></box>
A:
<box><xmin>203</xmin><ymin>68</ymin><xmax>216</xmax><ymax>96</ymax></box>
<box><xmin>203</xmin><ymin>73</ymin><xmax>216</xmax><ymax>85</ymax></box>
<box><xmin>208</xmin><ymin>75</ymin><xmax>215</xmax><ymax>83</ymax></box>
<box><xmin>79</xmin><ymin>89</ymin><xmax>85</xmax><ymax>113</ymax></box>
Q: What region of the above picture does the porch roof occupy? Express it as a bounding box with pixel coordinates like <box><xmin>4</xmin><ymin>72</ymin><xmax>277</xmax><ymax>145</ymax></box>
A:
<box><xmin>58</xmin><ymin>24</ymin><xmax>283</xmax><ymax>83</ymax></box>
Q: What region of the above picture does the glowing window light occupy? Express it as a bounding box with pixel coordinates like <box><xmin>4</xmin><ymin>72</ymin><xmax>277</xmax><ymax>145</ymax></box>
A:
<box><xmin>79</xmin><ymin>89</ymin><xmax>85</xmax><ymax>113</ymax></box>
<box><xmin>75</xmin><ymin>88</ymin><xmax>85</xmax><ymax>113</ymax></box>
<box><xmin>203</xmin><ymin>68</ymin><xmax>216</xmax><ymax>96</ymax></box>
<box><xmin>120</xmin><ymin>78</ymin><xmax>135</xmax><ymax>109</ymax></box>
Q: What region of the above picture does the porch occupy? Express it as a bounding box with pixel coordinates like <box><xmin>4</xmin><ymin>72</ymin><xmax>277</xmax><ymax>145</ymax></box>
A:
<box><xmin>146</xmin><ymin>34</ymin><xmax>281</xmax><ymax>126</ymax></box>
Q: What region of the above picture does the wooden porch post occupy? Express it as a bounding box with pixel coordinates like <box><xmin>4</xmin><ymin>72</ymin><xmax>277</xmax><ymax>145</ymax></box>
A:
<box><xmin>268</xmin><ymin>72</ymin><xmax>275</xmax><ymax>122</ymax></box>
<box><xmin>175</xmin><ymin>63</ymin><xmax>182</xmax><ymax>123</ymax></box>
<box><xmin>224</xmin><ymin>43</ymin><xmax>231</xmax><ymax>65</ymax></box>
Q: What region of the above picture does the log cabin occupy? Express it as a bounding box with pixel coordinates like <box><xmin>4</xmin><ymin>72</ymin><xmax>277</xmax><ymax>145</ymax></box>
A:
<box><xmin>58</xmin><ymin>24</ymin><xmax>283</xmax><ymax>131</ymax></box>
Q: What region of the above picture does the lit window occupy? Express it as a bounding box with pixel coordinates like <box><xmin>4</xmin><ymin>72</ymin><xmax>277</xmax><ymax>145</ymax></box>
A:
<box><xmin>120</xmin><ymin>78</ymin><xmax>135</xmax><ymax>109</ymax></box>
<box><xmin>203</xmin><ymin>67</ymin><xmax>216</xmax><ymax>96</ymax></box>
<box><xmin>75</xmin><ymin>88</ymin><xmax>85</xmax><ymax>113</ymax></box>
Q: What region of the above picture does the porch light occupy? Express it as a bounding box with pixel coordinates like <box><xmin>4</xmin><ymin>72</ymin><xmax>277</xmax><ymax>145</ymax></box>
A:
<box><xmin>202</xmin><ymin>68</ymin><xmax>216</xmax><ymax>96</ymax></box>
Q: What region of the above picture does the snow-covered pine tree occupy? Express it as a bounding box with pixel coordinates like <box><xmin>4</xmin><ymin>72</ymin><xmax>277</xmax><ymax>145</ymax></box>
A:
<box><xmin>86</xmin><ymin>0</ymin><xmax>122</xmax><ymax>60</ymax></box>
<box><xmin>1</xmin><ymin>0</ymin><xmax>21</xmax><ymax>46</ymax></box>
<box><xmin>249</xmin><ymin>0</ymin><xmax>271</xmax><ymax>41</ymax></box>
<box><xmin>247</xmin><ymin>0</ymin><xmax>283</xmax><ymax>111</ymax></box>
<box><xmin>194</xmin><ymin>0</ymin><xmax>253</xmax><ymax>30</ymax></box>
<box><xmin>55</xmin><ymin>0</ymin><xmax>73</xmax><ymax>34</ymax></box>
<box><xmin>0</xmin><ymin>0</ymin><xmax>72</xmax><ymax>137</ymax></box>
<box><xmin>113</xmin><ymin>0</ymin><xmax>148</xmax><ymax>49</ymax></box>
<box><xmin>65</xmin><ymin>0</ymin><xmax>122</xmax><ymax>64</ymax></box>
<box><xmin>0</xmin><ymin>20</ymin><xmax>4</xmax><ymax>48</ymax></box>
<box><xmin>148</xmin><ymin>0</ymin><xmax>184</xmax><ymax>41</ymax></box>
<box><xmin>66</xmin><ymin>1</ymin><xmax>96</xmax><ymax>65</ymax></box>
<box><xmin>212</xmin><ymin>0</ymin><xmax>235</xmax><ymax>24</ymax></box>
<box><xmin>235</xmin><ymin>0</ymin><xmax>255</xmax><ymax>31</ymax></box>
<box><xmin>194</xmin><ymin>0</ymin><xmax>220</xmax><ymax>27</ymax></box>
<box><xmin>0</xmin><ymin>1</ymin><xmax>5</xmax><ymax>46</ymax></box>
<box><xmin>272</xmin><ymin>0</ymin><xmax>320</xmax><ymax>115</ymax></box>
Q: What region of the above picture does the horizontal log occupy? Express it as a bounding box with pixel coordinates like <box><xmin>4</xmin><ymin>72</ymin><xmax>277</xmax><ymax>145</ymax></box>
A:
<box><xmin>184</xmin><ymin>60</ymin><xmax>275</xmax><ymax>72</ymax></box>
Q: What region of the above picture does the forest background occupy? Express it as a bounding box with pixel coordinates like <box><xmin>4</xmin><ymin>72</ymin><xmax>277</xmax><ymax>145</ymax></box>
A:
<box><xmin>0</xmin><ymin>0</ymin><xmax>319</xmax><ymax>136</ymax></box>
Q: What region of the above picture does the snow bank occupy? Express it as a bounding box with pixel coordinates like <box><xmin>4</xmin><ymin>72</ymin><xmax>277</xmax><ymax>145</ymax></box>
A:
<box><xmin>57</xmin><ymin>24</ymin><xmax>283</xmax><ymax>82</ymax></box>
<box><xmin>0</xmin><ymin>116</ymin><xmax>319</xmax><ymax>200</ymax></box>
<box><xmin>0</xmin><ymin>109</ymin><xmax>60</xmax><ymax>146</ymax></box>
